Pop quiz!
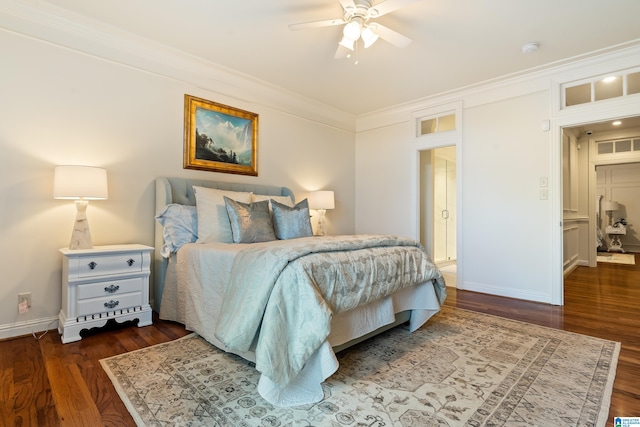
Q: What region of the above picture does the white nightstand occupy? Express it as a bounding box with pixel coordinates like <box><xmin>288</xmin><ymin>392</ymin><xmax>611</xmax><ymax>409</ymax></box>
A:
<box><xmin>605</xmin><ymin>226</ymin><xmax>626</xmax><ymax>253</ymax></box>
<box><xmin>59</xmin><ymin>244</ymin><xmax>153</xmax><ymax>343</ymax></box>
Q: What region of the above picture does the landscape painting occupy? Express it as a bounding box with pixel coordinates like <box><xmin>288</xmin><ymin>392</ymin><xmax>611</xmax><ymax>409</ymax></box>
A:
<box><xmin>183</xmin><ymin>95</ymin><xmax>258</xmax><ymax>176</ymax></box>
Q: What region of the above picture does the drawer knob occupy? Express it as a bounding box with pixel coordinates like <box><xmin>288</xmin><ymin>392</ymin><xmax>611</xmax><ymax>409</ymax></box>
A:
<box><xmin>104</xmin><ymin>300</ymin><xmax>119</xmax><ymax>309</ymax></box>
<box><xmin>104</xmin><ymin>284</ymin><xmax>120</xmax><ymax>293</ymax></box>
<box><xmin>127</xmin><ymin>259</ymin><xmax>135</xmax><ymax>267</ymax></box>
<box><xmin>88</xmin><ymin>261</ymin><xmax>97</xmax><ymax>270</ymax></box>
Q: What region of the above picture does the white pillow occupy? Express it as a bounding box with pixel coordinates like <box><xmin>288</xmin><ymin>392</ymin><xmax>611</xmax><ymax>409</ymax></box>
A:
<box><xmin>193</xmin><ymin>186</ymin><xmax>252</xmax><ymax>243</ymax></box>
<box><xmin>251</xmin><ymin>193</ymin><xmax>294</xmax><ymax>209</ymax></box>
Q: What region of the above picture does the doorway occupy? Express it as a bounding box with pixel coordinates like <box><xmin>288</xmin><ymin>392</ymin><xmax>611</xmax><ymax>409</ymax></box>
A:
<box><xmin>420</xmin><ymin>146</ymin><xmax>457</xmax><ymax>286</ymax></box>
<box><xmin>561</xmin><ymin>116</ymin><xmax>640</xmax><ymax>274</ymax></box>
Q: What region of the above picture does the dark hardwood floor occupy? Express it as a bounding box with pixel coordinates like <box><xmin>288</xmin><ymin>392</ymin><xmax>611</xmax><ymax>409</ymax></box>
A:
<box><xmin>1</xmin><ymin>255</ymin><xmax>638</xmax><ymax>426</ymax></box>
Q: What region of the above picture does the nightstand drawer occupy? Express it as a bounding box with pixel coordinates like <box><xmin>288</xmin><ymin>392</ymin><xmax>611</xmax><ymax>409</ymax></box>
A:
<box><xmin>76</xmin><ymin>277</ymin><xmax>144</xmax><ymax>300</ymax></box>
<box><xmin>76</xmin><ymin>292</ymin><xmax>143</xmax><ymax>317</ymax></box>
<box><xmin>605</xmin><ymin>226</ymin><xmax>626</xmax><ymax>235</ymax></box>
<box><xmin>76</xmin><ymin>252</ymin><xmax>144</xmax><ymax>278</ymax></box>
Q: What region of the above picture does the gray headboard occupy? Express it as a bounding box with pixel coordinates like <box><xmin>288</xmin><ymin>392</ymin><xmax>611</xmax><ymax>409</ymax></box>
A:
<box><xmin>153</xmin><ymin>177</ymin><xmax>295</xmax><ymax>311</ymax></box>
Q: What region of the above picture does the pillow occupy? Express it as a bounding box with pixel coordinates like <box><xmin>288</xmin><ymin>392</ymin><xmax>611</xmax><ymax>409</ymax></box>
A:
<box><xmin>251</xmin><ymin>193</ymin><xmax>294</xmax><ymax>209</ymax></box>
<box><xmin>224</xmin><ymin>197</ymin><xmax>276</xmax><ymax>243</ymax></box>
<box><xmin>193</xmin><ymin>186</ymin><xmax>252</xmax><ymax>243</ymax></box>
<box><xmin>272</xmin><ymin>199</ymin><xmax>314</xmax><ymax>240</ymax></box>
<box><xmin>155</xmin><ymin>204</ymin><xmax>197</xmax><ymax>257</ymax></box>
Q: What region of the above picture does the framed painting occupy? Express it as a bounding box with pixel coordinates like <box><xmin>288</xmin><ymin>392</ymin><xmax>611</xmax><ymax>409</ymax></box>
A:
<box><xmin>183</xmin><ymin>94</ymin><xmax>258</xmax><ymax>176</ymax></box>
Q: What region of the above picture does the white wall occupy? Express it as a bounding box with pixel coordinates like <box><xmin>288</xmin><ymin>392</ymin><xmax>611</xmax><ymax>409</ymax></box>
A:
<box><xmin>461</xmin><ymin>92</ymin><xmax>553</xmax><ymax>301</ymax></box>
<box><xmin>355</xmin><ymin>122</ymin><xmax>418</xmax><ymax>237</ymax></box>
<box><xmin>0</xmin><ymin>28</ymin><xmax>355</xmax><ymax>338</ymax></box>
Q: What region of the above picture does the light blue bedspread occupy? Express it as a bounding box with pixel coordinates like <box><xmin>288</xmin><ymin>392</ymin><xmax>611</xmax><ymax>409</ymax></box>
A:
<box><xmin>214</xmin><ymin>234</ymin><xmax>446</xmax><ymax>386</ymax></box>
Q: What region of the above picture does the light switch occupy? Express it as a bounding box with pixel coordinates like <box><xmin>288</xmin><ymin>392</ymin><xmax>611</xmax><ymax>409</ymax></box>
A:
<box><xmin>540</xmin><ymin>176</ymin><xmax>548</xmax><ymax>187</ymax></box>
<box><xmin>540</xmin><ymin>189</ymin><xmax>548</xmax><ymax>200</ymax></box>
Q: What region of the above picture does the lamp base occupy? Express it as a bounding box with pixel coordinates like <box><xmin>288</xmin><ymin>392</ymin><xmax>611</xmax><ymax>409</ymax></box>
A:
<box><xmin>316</xmin><ymin>209</ymin><xmax>327</xmax><ymax>236</ymax></box>
<box><xmin>69</xmin><ymin>200</ymin><xmax>93</xmax><ymax>249</ymax></box>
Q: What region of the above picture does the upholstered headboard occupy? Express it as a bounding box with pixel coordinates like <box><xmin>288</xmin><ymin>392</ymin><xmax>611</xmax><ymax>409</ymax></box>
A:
<box><xmin>153</xmin><ymin>177</ymin><xmax>295</xmax><ymax>311</ymax></box>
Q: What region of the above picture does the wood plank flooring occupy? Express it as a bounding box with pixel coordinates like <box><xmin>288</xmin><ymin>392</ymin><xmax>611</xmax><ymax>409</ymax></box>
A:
<box><xmin>1</xmin><ymin>255</ymin><xmax>638</xmax><ymax>426</ymax></box>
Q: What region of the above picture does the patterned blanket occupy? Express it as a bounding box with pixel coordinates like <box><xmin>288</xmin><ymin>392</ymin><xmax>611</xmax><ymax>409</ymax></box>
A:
<box><xmin>214</xmin><ymin>234</ymin><xmax>445</xmax><ymax>386</ymax></box>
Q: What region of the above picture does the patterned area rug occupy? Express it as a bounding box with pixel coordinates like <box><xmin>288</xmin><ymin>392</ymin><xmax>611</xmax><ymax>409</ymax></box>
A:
<box><xmin>101</xmin><ymin>307</ymin><xmax>619</xmax><ymax>426</ymax></box>
<box><xmin>597</xmin><ymin>253</ymin><xmax>636</xmax><ymax>265</ymax></box>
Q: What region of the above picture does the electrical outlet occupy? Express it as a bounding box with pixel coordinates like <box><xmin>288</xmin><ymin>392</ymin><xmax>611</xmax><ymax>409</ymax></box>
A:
<box><xmin>19</xmin><ymin>292</ymin><xmax>31</xmax><ymax>308</ymax></box>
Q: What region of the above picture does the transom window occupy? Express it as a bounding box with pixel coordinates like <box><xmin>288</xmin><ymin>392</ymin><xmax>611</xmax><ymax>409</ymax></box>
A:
<box><xmin>562</xmin><ymin>69</ymin><xmax>640</xmax><ymax>108</ymax></box>
<box><xmin>417</xmin><ymin>113</ymin><xmax>456</xmax><ymax>136</ymax></box>
<box><xmin>596</xmin><ymin>136</ymin><xmax>640</xmax><ymax>155</ymax></box>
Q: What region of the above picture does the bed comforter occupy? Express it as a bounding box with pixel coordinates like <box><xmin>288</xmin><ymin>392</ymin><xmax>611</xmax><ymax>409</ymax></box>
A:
<box><xmin>214</xmin><ymin>234</ymin><xmax>446</xmax><ymax>388</ymax></box>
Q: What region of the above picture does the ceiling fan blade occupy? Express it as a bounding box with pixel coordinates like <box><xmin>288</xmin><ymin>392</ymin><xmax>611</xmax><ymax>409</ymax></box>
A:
<box><xmin>368</xmin><ymin>0</ymin><xmax>421</xmax><ymax>17</ymax></box>
<box><xmin>370</xmin><ymin>23</ymin><xmax>412</xmax><ymax>48</ymax></box>
<box><xmin>289</xmin><ymin>18</ymin><xmax>346</xmax><ymax>31</ymax></box>
<box><xmin>339</xmin><ymin>0</ymin><xmax>357</xmax><ymax>11</ymax></box>
<box><xmin>334</xmin><ymin>45</ymin><xmax>351</xmax><ymax>59</ymax></box>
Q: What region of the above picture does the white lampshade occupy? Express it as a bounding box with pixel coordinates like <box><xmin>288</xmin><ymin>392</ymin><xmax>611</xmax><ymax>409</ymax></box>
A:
<box><xmin>54</xmin><ymin>165</ymin><xmax>108</xmax><ymax>249</ymax></box>
<box><xmin>53</xmin><ymin>166</ymin><xmax>108</xmax><ymax>200</ymax></box>
<box><xmin>603</xmin><ymin>201</ymin><xmax>619</xmax><ymax>212</ymax></box>
<box><xmin>308</xmin><ymin>190</ymin><xmax>335</xmax><ymax>210</ymax></box>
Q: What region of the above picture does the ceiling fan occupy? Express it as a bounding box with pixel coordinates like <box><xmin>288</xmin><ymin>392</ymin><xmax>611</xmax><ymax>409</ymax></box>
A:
<box><xmin>289</xmin><ymin>0</ymin><xmax>419</xmax><ymax>58</ymax></box>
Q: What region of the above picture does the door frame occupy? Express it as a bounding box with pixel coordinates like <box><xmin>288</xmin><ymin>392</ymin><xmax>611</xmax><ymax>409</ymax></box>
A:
<box><xmin>413</xmin><ymin>101</ymin><xmax>463</xmax><ymax>288</ymax></box>
<box><xmin>551</xmin><ymin>98</ymin><xmax>640</xmax><ymax>305</ymax></box>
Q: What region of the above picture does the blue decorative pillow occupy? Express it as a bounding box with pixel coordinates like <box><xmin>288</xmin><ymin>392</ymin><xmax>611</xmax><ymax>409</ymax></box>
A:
<box><xmin>272</xmin><ymin>199</ymin><xmax>313</xmax><ymax>240</ymax></box>
<box><xmin>155</xmin><ymin>204</ymin><xmax>197</xmax><ymax>257</ymax></box>
<box><xmin>224</xmin><ymin>197</ymin><xmax>276</xmax><ymax>243</ymax></box>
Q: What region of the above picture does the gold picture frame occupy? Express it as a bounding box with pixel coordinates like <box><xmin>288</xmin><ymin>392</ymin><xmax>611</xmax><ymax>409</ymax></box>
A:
<box><xmin>183</xmin><ymin>94</ymin><xmax>258</xmax><ymax>176</ymax></box>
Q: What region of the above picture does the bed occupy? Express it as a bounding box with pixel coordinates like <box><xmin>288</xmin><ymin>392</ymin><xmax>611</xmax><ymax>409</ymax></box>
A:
<box><xmin>154</xmin><ymin>177</ymin><xmax>446</xmax><ymax>407</ymax></box>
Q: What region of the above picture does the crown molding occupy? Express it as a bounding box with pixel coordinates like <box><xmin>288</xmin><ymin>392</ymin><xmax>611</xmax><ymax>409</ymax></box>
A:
<box><xmin>356</xmin><ymin>41</ymin><xmax>640</xmax><ymax>132</ymax></box>
<box><xmin>0</xmin><ymin>0</ymin><xmax>356</xmax><ymax>132</ymax></box>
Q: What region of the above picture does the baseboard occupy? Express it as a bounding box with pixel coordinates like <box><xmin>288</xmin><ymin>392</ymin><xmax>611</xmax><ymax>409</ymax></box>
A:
<box><xmin>459</xmin><ymin>281</ymin><xmax>552</xmax><ymax>304</ymax></box>
<box><xmin>564</xmin><ymin>264</ymin><xmax>579</xmax><ymax>276</ymax></box>
<box><xmin>0</xmin><ymin>316</ymin><xmax>59</xmax><ymax>341</ymax></box>
<box><xmin>564</xmin><ymin>259</ymin><xmax>589</xmax><ymax>276</ymax></box>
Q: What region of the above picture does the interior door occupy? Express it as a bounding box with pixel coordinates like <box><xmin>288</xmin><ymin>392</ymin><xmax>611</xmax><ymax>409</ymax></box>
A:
<box><xmin>433</xmin><ymin>148</ymin><xmax>457</xmax><ymax>264</ymax></box>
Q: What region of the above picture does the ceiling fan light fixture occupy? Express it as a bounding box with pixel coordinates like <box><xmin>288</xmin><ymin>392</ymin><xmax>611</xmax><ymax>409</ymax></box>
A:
<box><xmin>290</xmin><ymin>0</ymin><xmax>414</xmax><ymax>59</ymax></box>
<box><xmin>343</xmin><ymin>20</ymin><xmax>362</xmax><ymax>41</ymax></box>
<box><xmin>361</xmin><ymin>26</ymin><xmax>379</xmax><ymax>48</ymax></box>
<box><xmin>339</xmin><ymin>36</ymin><xmax>355</xmax><ymax>50</ymax></box>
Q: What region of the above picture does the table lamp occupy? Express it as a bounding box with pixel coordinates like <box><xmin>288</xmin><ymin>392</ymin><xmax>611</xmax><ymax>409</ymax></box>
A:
<box><xmin>308</xmin><ymin>190</ymin><xmax>335</xmax><ymax>236</ymax></box>
<box><xmin>53</xmin><ymin>165</ymin><xmax>108</xmax><ymax>249</ymax></box>
<box><xmin>603</xmin><ymin>200</ymin><xmax>619</xmax><ymax>226</ymax></box>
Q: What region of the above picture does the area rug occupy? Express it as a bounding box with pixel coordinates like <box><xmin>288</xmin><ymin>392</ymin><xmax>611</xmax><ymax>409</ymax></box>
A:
<box><xmin>597</xmin><ymin>252</ymin><xmax>636</xmax><ymax>265</ymax></box>
<box><xmin>100</xmin><ymin>307</ymin><xmax>619</xmax><ymax>426</ymax></box>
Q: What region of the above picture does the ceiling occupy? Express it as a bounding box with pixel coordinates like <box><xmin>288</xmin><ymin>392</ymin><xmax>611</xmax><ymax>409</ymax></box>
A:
<box><xmin>37</xmin><ymin>0</ymin><xmax>640</xmax><ymax>115</ymax></box>
<box><xmin>568</xmin><ymin>116</ymin><xmax>640</xmax><ymax>137</ymax></box>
